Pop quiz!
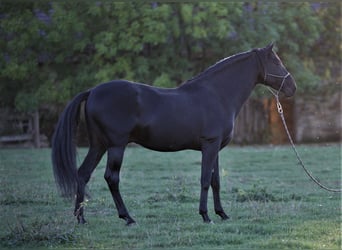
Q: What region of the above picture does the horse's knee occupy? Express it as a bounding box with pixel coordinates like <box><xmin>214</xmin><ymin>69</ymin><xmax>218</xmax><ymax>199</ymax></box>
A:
<box><xmin>104</xmin><ymin>171</ymin><xmax>119</xmax><ymax>183</ymax></box>
<box><xmin>201</xmin><ymin>181</ymin><xmax>210</xmax><ymax>191</ymax></box>
<box><xmin>201</xmin><ymin>174</ymin><xmax>212</xmax><ymax>191</ymax></box>
<box><xmin>104</xmin><ymin>170</ymin><xmax>120</xmax><ymax>190</ymax></box>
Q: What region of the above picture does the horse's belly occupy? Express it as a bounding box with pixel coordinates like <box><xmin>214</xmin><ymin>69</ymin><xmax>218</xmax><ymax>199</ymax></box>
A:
<box><xmin>130</xmin><ymin>123</ymin><xmax>201</xmax><ymax>152</ymax></box>
<box><xmin>138</xmin><ymin>141</ymin><xmax>200</xmax><ymax>152</ymax></box>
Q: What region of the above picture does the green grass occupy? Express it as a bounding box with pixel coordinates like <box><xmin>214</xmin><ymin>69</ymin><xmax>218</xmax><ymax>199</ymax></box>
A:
<box><xmin>0</xmin><ymin>144</ymin><xmax>341</xmax><ymax>249</ymax></box>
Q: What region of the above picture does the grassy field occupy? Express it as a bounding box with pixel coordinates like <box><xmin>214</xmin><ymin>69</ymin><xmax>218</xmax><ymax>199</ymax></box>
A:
<box><xmin>0</xmin><ymin>144</ymin><xmax>341</xmax><ymax>249</ymax></box>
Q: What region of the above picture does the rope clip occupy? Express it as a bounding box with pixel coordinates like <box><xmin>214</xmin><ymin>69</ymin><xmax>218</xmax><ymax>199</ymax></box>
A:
<box><xmin>276</xmin><ymin>101</ymin><xmax>283</xmax><ymax>114</ymax></box>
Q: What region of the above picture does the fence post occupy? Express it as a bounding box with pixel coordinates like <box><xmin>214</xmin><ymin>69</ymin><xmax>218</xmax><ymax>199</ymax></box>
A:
<box><xmin>33</xmin><ymin>110</ymin><xmax>40</xmax><ymax>148</ymax></box>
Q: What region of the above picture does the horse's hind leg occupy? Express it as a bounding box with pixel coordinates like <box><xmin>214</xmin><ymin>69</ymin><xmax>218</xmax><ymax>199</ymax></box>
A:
<box><xmin>104</xmin><ymin>146</ymin><xmax>135</xmax><ymax>225</ymax></box>
<box><xmin>74</xmin><ymin>147</ymin><xmax>105</xmax><ymax>224</ymax></box>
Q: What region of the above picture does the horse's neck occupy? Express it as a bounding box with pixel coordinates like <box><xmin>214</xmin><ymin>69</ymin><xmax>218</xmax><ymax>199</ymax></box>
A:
<box><xmin>206</xmin><ymin>55</ymin><xmax>259</xmax><ymax>114</ymax></box>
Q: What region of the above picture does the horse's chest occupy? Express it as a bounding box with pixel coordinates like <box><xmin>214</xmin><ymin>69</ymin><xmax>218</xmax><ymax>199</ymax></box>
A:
<box><xmin>207</xmin><ymin>110</ymin><xmax>234</xmax><ymax>135</ymax></box>
<box><xmin>201</xmin><ymin>113</ymin><xmax>234</xmax><ymax>145</ymax></box>
<box><xmin>221</xmin><ymin>131</ymin><xmax>233</xmax><ymax>148</ymax></box>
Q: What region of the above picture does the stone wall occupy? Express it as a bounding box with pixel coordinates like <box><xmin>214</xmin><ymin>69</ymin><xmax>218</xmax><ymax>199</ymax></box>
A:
<box><xmin>233</xmin><ymin>91</ymin><xmax>341</xmax><ymax>145</ymax></box>
<box><xmin>294</xmin><ymin>91</ymin><xmax>341</xmax><ymax>143</ymax></box>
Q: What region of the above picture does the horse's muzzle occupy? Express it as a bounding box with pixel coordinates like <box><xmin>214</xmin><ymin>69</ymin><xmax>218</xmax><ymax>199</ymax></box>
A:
<box><xmin>283</xmin><ymin>75</ymin><xmax>297</xmax><ymax>97</ymax></box>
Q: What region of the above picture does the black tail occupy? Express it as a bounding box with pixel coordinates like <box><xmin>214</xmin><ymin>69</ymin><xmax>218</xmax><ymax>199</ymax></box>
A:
<box><xmin>51</xmin><ymin>90</ymin><xmax>90</xmax><ymax>198</ymax></box>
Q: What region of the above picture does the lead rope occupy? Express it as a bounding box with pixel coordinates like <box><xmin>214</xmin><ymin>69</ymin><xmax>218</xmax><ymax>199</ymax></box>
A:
<box><xmin>268</xmin><ymin>83</ymin><xmax>341</xmax><ymax>193</ymax></box>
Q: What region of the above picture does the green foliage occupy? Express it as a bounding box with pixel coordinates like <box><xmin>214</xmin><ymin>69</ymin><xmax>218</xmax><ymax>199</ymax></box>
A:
<box><xmin>0</xmin><ymin>2</ymin><xmax>340</xmax><ymax>111</ymax></box>
<box><xmin>153</xmin><ymin>73</ymin><xmax>173</xmax><ymax>88</ymax></box>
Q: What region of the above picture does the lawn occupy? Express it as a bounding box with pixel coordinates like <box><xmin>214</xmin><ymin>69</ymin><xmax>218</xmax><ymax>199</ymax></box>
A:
<box><xmin>0</xmin><ymin>144</ymin><xmax>341</xmax><ymax>249</ymax></box>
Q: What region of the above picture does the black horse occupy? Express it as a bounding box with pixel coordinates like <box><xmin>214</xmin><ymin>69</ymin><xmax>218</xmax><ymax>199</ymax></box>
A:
<box><xmin>52</xmin><ymin>43</ymin><xmax>296</xmax><ymax>225</ymax></box>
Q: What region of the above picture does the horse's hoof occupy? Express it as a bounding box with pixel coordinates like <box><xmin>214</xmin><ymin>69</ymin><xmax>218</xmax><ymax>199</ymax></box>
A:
<box><xmin>201</xmin><ymin>213</ymin><xmax>212</xmax><ymax>223</ymax></box>
<box><xmin>216</xmin><ymin>211</ymin><xmax>230</xmax><ymax>220</ymax></box>
<box><xmin>203</xmin><ymin>219</ymin><xmax>214</xmax><ymax>224</ymax></box>
<box><xmin>120</xmin><ymin>215</ymin><xmax>136</xmax><ymax>226</ymax></box>
<box><xmin>126</xmin><ymin>220</ymin><xmax>136</xmax><ymax>226</ymax></box>
<box><xmin>123</xmin><ymin>215</ymin><xmax>136</xmax><ymax>226</ymax></box>
<box><xmin>77</xmin><ymin>216</ymin><xmax>87</xmax><ymax>224</ymax></box>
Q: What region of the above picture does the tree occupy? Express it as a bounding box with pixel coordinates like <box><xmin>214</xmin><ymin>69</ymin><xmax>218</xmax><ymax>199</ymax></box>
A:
<box><xmin>0</xmin><ymin>1</ymin><xmax>339</xmax><ymax>113</ymax></box>
<box><xmin>311</xmin><ymin>3</ymin><xmax>341</xmax><ymax>86</ymax></box>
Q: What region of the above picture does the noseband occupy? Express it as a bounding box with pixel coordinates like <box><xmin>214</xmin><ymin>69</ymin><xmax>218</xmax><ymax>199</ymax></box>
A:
<box><xmin>265</xmin><ymin>72</ymin><xmax>291</xmax><ymax>98</ymax></box>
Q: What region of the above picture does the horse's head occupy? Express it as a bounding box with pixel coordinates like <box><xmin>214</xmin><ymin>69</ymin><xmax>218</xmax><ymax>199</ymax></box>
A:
<box><xmin>257</xmin><ymin>43</ymin><xmax>297</xmax><ymax>97</ymax></box>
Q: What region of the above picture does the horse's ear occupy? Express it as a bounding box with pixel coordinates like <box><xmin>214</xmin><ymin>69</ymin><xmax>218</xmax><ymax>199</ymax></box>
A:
<box><xmin>266</xmin><ymin>42</ymin><xmax>274</xmax><ymax>51</ymax></box>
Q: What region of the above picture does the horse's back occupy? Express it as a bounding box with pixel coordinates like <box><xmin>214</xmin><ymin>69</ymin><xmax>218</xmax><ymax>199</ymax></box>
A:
<box><xmin>87</xmin><ymin>80</ymin><xmax>171</xmax><ymax>117</ymax></box>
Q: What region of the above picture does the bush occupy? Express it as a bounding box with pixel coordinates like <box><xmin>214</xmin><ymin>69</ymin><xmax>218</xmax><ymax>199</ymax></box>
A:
<box><xmin>232</xmin><ymin>185</ymin><xmax>301</xmax><ymax>202</ymax></box>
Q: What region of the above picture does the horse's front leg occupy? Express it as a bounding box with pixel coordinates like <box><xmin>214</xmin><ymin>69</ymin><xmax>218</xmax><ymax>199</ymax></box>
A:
<box><xmin>199</xmin><ymin>140</ymin><xmax>220</xmax><ymax>223</ymax></box>
<box><xmin>211</xmin><ymin>156</ymin><xmax>229</xmax><ymax>220</ymax></box>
